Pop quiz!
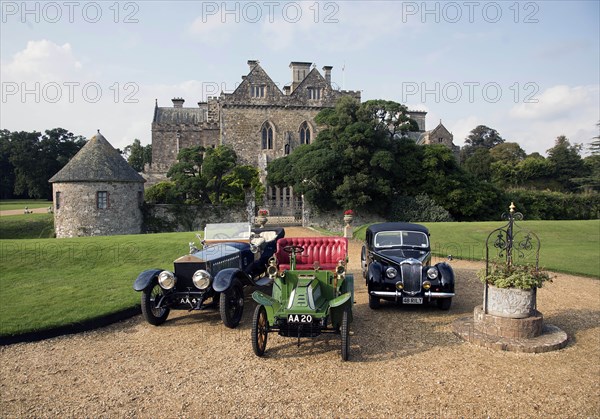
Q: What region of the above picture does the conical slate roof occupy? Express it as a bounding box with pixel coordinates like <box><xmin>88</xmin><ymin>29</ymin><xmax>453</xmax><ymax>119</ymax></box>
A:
<box><xmin>49</xmin><ymin>131</ymin><xmax>145</xmax><ymax>183</ymax></box>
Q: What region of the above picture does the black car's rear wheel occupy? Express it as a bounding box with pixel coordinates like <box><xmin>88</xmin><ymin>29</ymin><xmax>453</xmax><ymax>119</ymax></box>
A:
<box><xmin>141</xmin><ymin>281</ymin><xmax>170</xmax><ymax>326</ymax></box>
<box><xmin>341</xmin><ymin>308</ymin><xmax>350</xmax><ymax>361</ymax></box>
<box><xmin>252</xmin><ymin>305</ymin><xmax>269</xmax><ymax>356</ymax></box>
<box><xmin>219</xmin><ymin>279</ymin><xmax>244</xmax><ymax>328</ymax></box>
<box><xmin>437</xmin><ymin>298</ymin><xmax>452</xmax><ymax>310</ymax></box>
<box><xmin>368</xmin><ymin>294</ymin><xmax>381</xmax><ymax>309</ymax></box>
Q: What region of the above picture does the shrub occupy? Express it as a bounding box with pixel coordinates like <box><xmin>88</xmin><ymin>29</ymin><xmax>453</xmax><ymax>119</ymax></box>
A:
<box><xmin>389</xmin><ymin>194</ymin><xmax>453</xmax><ymax>222</ymax></box>
<box><xmin>478</xmin><ymin>263</ymin><xmax>552</xmax><ymax>290</ymax></box>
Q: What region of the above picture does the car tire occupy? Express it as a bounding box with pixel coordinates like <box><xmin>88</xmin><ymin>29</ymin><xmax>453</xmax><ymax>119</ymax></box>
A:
<box><xmin>341</xmin><ymin>308</ymin><xmax>350</xmax><ymax>361</ymax></box>
<box><xmin>141</xmin><ymin>281</ymin><xmax>170</xmax><ymax>326</ymax></box>
<box><xmin>252</xmin><ymin>305</ymin><xmax>268</xmax><ymax>357</ymax></box>
<box><xmin>220</xmin><ymin>279</ymin><xmax>244</xmax><ymax>328</ymax></box>
<box><xmin>437</xmin><ymin>298</ymin><xmax>452</xmax><ymax>310</ymax></box>
<box><xmin>368</xmin><ymin>294</ymin><xmax>381</xmax><ymax>309</ymax></box>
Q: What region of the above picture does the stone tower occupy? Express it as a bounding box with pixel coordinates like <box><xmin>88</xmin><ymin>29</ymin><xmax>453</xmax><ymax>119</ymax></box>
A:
<box><xmin>49</xmin><ymin>131</ymin><xmax>146</xmax><ymax>238</ymax></box>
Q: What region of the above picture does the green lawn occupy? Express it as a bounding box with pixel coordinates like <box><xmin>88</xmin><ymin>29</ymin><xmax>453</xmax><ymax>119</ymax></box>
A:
<box><xmin>0</xmin><ymin>231</ymin><xmax>201</xmax><ymax>337</ymax></box>
<box><xmin>0</xmin><ymin>199</ymin><xmax>53</xmax><ymax>211</ymax></box>
<box><xmin>0</xmin><ymin>213</ymin><xmax>55</xmax><ymax>239</ymax></box>
<box><xmin>354</xmin><ymin>220</ymin><xmax>600</xmax><ymax>278</ymax></box>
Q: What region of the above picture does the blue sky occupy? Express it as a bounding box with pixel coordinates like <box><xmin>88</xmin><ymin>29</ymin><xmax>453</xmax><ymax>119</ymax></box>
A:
<box><xmin>1</xmin><ymin>1</ymin><xmax>599</xmax><ymax>155</ymax></box>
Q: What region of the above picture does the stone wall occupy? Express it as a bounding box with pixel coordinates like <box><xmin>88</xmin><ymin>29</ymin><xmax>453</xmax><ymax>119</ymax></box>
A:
<box><xmin>145</xmin><ymin>204</ymin><xmax>249</xmax><ymax>233</ymax></box>
<box><xmin>53</xmin><ymin>181</ymin><xmax>144</xmax><ymax>238</ymax></box>
<box><xmin>151</xmin><ymin>121</ymin><xmax>219</xmax><ymax>172</ymax></box>
<box><xmin>220</xmin><ymin>106</ymin><xmax>321</xmax><ymax>166</ymax></box>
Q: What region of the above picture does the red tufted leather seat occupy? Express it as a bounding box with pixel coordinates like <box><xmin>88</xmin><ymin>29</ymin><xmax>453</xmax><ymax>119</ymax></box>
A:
<box><xmin>275</xmin><ymin>237</ymin><xmax>348</xmax><ymax>271</ymax></box>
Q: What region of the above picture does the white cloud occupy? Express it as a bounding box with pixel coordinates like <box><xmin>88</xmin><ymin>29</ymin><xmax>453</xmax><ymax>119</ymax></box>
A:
<box><xmin>1</xmin><ymin>39</ymin><xmax>82</xmax><ymax>82</ymax></box>
<box><xmin>509</xmin><ymin>85</ymin><xmax>598</xmax><ymax>120</ymax></box>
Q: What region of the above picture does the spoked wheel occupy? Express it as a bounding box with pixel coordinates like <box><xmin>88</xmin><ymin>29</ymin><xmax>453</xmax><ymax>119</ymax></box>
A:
<box><xmin>252</xmin><ymin>305</ymin><xmax>269</xmax><ymax>356</ymax></box>
<box><xmin>141</xmin><ymin>281</ymin><xmax>170</xmax><ymax>326</ymax></box>
<box><xmin>437</xmin><ymin>298</ymin><xmax>452</xmax><ymax>310</ymax></box>
<box><xmin>220</xmin><ymin>279</ymin><xmax>244</xmax><ymax>328</ymax></box>
<box><xmin>341</xmin><ymin>308</ymin><xmax>350</xmax><ymax>361</ymax></box>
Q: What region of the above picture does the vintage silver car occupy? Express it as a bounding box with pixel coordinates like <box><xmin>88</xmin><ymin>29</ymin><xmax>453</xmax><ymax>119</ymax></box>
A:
<box><xmin>133</xmin><ymin>222</ymin><xmax>285</xmax><ymax>328</ymax></box>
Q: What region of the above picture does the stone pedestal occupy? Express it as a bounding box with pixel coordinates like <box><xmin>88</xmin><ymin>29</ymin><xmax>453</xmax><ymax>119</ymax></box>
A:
<box><xmin>344</xmin><ymin>225</ymin><xmax>353</xmax><ymax>239</ymax></box>
<box><xmin>452</xmin><ymin>306</ymin><xmax>568</xmax><ymax>353</ymax></box>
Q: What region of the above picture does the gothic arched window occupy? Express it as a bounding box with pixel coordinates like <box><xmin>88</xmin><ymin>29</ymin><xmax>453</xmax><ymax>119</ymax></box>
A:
<box><xmin>299</xmin><ymin>122</ymin><xmax>311</xmax><ymax>145</ymax></box>
<box><xmin>261</xmin><ymin>122</ymin><xmax>273</xmax><ymax>150</ymax></box>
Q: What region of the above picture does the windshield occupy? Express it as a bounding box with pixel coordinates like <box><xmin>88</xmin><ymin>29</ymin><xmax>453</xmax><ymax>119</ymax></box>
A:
<box><xmin>374</xmin><ymin>231</ymin><xmax>429</xmax><ymax>248</ymax></box>
<box><xmin>204</xmin><ymin>223</ymin><xmax>251</xmax><ymax>240</ymax></box>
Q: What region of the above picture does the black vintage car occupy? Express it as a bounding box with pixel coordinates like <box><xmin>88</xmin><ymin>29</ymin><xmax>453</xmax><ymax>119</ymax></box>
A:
<box><xmin>133</xmin><ymin>222</ymin><xmax>285</xmax><ymax>328</ymax></box>
<box><xmin>362</xmin><ymin>222</ymin><xmax>454</xmax><ymax>310</ymax></box>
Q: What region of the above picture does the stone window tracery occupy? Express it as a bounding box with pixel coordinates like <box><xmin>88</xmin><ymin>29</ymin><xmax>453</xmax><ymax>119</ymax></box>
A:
<box><xmin>307</xmin><ymin>87</ymin><xmax>322</xmax><ymax>100</ymax></box>
<box><xmin>299</xmin><ymin>122</ymin><xmax>311</xmax><ymax>145</ymax></box>
<box><xmin>251</xmin><ymin>85</ymin><xmax>266</xmax><ymax>98</ymax></box>
<box><xmin>261</xmin><ymin>123</ymin><xmax>274</xmax><ymax>150</ymax></box>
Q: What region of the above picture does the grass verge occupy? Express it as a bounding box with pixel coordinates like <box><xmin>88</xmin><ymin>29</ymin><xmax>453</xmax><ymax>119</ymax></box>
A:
<box><xmin>0</xmin><ymin>199</ymin><xmax>53</xmax><ymax>211</ymax></box>
<box><xmin>354</xmin><ymin>220</ymin><xmax>600</xmax><ymax>278</ymax></box>
<box><xmin>0</xmin><ymin>213</ymin><xmax>55</xmax><ymax>239</ymax></box>
<box><xmin>0</xmin><ymin>231</ymin><xmax>202</xmax><ymax>337</ymax></box>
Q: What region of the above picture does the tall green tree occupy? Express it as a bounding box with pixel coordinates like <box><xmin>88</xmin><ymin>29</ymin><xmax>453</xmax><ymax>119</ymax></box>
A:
<box><xmin>546</xmin><ymin>135</ymin><xmax>587</xmax><ymax>192</ymax></box>
<box><xmin>460</xmin><ymin>125</ymin><xmax>505</xmax><ymax>163</ymax></box>
<box><xmin>1</xmin><ymin>128</ymin><xmax>85</xmax><ymax>199</ymax></box>
<box><xmin>123</xmin><ymin>139</ymin><xmax>152</xmax><ymax>172</ymax></box>
<box><xmin>203</xmin><ymin>146</ymin><xmax>238</xmax><ymax>204</ymax></box>
<box><xmin>167</xmin><ymin>146</ymin><xmax>207</xmax><ymax>203</ymax></box>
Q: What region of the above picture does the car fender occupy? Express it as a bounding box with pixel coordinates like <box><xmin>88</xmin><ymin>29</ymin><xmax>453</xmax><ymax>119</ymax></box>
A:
<box><xmin>329</xmin><ymin>292</ymin><xmax>351</xmax><ymax>308</ymax></box>
<box><xmin>367</xmin><ymin>261</ymin><xmax>383</xmax><ymax>286</ymax></box>
<box><xmin>437</xmin><ymin>262</ymin><xmax>455</xmax><ymax>289</ymax></box>
<box><xmin>213</xmin><ymin>268</ymin><xmax>247</xmax><ymax>293</ymax></box>
<box><xmin>252</xmin><ymin>290</ymin><xmax>277</xmax><ymax>307</ymax></box>
<box><xmin>133</xmin><ymin>269</ymin><xmax>163</xmax><ymax>291</ymax></box>
<box><xmin>329</xmin><ymin>295</ymin><xmax>353</xmax><ymax>328</ymax></box>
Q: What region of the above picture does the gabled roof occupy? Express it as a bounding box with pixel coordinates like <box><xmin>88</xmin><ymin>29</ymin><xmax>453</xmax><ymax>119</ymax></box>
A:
<box><xmin>290</xmin><ymin>67</ymin><xmax>329</xmax><ymax>96</ymax></box>
<box><xmin>228</xmin><ymin>62</ymin><xmax>284</xmax><ymax>98</ymax></box>
<box><xmin>49</xmin><ymin>132</ymin><xmax>145</xmax><ymax>183</ymax></box>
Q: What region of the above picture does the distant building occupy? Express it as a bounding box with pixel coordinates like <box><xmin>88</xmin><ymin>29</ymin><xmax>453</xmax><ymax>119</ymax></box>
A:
<box><xmin>415</xmin><ymin>121</ymin><xmax>460</xmax><ymax>159</ymax></box>
<box><xmin>49</xmin><ymin>131</ymin><xmax>145</xmax><ymax>238</ymax></box>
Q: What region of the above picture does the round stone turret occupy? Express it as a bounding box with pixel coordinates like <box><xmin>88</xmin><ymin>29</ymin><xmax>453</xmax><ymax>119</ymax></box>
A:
<box><xmin>49</xmin><ymin>131</ymin><xmax>145</xmax><ymax>238</ymax></box>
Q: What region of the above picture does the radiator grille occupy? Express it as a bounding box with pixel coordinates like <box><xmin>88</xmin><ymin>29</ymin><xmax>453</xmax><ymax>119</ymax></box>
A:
<box><xmin>210</xmin><ymin>255</ymin><xmax>241</xmax><ymax>275</ymax></box>
<box><xmin>401</xmin><ymin>260</ymin><xmax>422</xmax><ymax>293</ymax></box>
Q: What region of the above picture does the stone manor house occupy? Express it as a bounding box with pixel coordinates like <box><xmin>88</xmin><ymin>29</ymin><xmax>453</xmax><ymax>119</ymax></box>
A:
<box><xmin>145</xmin><ymin>60</ymin><xmax>458</xmax><ymax>215</ymax></box>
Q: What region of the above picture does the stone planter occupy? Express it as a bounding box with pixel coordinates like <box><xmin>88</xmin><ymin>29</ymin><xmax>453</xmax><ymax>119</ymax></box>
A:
<box><xmin>486</xmin><ymin>285</ymin><xmax>535</xmax><ymax>319</ymax></box>
<box><xmin>256</xmin><ymin>216</ymin><xmax>267</xmax><ymax>228</ymax></box>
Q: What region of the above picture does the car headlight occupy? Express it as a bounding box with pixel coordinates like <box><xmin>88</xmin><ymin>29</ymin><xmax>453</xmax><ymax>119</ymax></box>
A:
<box><xmin>336</xmin><ymin>261</ymin><xmax>346</xmax><ymax>276</ymax></box>
<box><xmin>427</xmin><ymin>267</ymin><xmax>439</xmax><ymax>280</ymax></box>
<box><xmin>192</xmin><ymin>270</ymin><xmax>212</xmax><ymax>290</ymax></box>
<box><xmin>385</xmin><ymin>267</ymin><xmax>398</xmax><ymax>279</ymax></box>
<box><xmin>158</xmin><ymin>271</ymin><xmax>176</xmax><ymax>289</ymax></box>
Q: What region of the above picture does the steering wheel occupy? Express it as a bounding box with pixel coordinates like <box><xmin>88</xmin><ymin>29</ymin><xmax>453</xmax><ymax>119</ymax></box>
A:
<box><xmin>213</xmin><ymin>233</ymin><xmax>230</xmax><ymax>239</ymax></box>
<box><xmin>283</xmin><ymin>245</ymin><xmax>304</xmax><ymax>254</ymax></box>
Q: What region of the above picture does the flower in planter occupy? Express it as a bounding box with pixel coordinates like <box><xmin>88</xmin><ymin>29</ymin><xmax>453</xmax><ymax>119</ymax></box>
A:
<box><xmin>258</xmin><ymin>209</ymin><xmax>269</xmax><ymax>216</ymax></box>
<box><xmin>478</xmin><ymin>263</ymin><xmax>552</xmax><ymax>290</ymax></box>
<box><xmin>344</xmin><ymin>209</ymin><xmax>354</xmax><ymax>216</ymax></box>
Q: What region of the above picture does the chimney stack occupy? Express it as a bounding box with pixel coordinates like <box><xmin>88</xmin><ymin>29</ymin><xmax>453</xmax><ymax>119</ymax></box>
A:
<box><xmin>172</xmin><ymin>97</ymin><xmax>185</xmax><ymax>108</ymax></box>
<box><xmin>289</xmin><ymin>61</ymin><xmax>312</xmax><ymax>93</ymax></box>
<box><xmin>322</xmin><ymin>66</ymin><xmax>332</xmax><ymax>86</ymax></box>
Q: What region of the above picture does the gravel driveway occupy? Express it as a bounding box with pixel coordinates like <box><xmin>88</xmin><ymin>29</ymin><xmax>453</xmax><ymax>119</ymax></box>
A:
<box><xmin>1</xmin><ymin>227</ymin><xmax>598</xmax><ymax>418</ymax></box>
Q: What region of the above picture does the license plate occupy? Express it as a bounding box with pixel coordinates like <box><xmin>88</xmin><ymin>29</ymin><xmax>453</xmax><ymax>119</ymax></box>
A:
<box><xmin>402</xmin><ymin>297</ymin><xmax>423</xmax><ymax>304</ymax></box>
<box><xmin>287</xmin><ymin>314</ymin><xmax>313</xmax><ymax>324</ymax></box>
